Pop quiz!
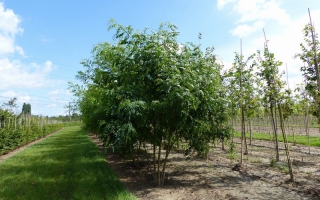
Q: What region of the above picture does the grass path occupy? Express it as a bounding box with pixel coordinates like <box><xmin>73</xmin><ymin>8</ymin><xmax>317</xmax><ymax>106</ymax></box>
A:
<box><xmin>234</xmin><ymin>131</ymin><xmax>320</xmax><ymax>146</ymax></box>
<box><xmin>0</xmin><ymin>126</ymin><xmax>136</xmax><ymax>200</ymax></box>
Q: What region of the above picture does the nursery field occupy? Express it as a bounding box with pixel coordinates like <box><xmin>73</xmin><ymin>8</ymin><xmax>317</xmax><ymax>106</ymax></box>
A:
<box><xmin>1</xmin><ymin>125</ymin><xmax>320</xmax><ymax>199</ymax></box>
<box><xmin>90</xmin><ymin>133</ymin><xmax>320</xmax><ymax>200</ymax></box>
<box><xmin>0</xmin><ymin>126</ymin><xmax>135</xmax><ymax>200</ymax></box>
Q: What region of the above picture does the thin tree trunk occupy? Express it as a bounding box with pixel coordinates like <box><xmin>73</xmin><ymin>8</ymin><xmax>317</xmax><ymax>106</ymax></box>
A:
<box><xmin>161</xmin><ymin>134</ymin><xmax>172</xmax><ymax>186</ymax></box>
<box><xmin>292</xmin><ymin>116</ymin><xmax>296</xmax><ymax>145</ymax></box>
<box><xmin>153</xmin><ymin>143</ymin><xmax>156</xmax><ymax>185</ymax></box>
<box><xmin>278</xmin><ymin>104</ymin><xmax>294</xmax><ymax>182</ymax></box>
<box><xmin>137</xmin><ymin>140</ymin><xmax>142</xmax><ymax>165</ymax></box>
<box><xmin>270</xmin><ymin>104</ymin><xmax>280</xmax><ymax>162</ymax></box>
<box><xmin>231</xmin><ymin>118</ymin><xmax>234</xmax><ymax>143</ymax></box>
<box><xmin>300</xmin><ymin>115</ymin><xmax>303</xmax><ymax>135</ymax></box>
<box><xmin>258</xmin><ymin>115</ymin><xmax>261</xmax><ymax>133</ymax></box>
<box><xmin>222</xmin><ymin>138</ymin><xmax>225</xmax><ymax>150</ymax></box>
<box><xmin>249</xmin><ymin>118</ymin><xmax>252</xmax><ymax>145</ymax></box>
<box><xmin>240</xmin><ymin>111</ymin><xmax>245</xmax><ymax>165</ymax></box>
<box><xmin>157</xmin><ymin>139</ymin><xmax>162</xmax><ymax>187</ymax></box>
<box><xmin>244</xmin><ymin>121</ymin><xmax>248</xmax><ymax>155</ymax></box>
<box><xmin>305</xmin><ymin>101</ymin><xmax>311</xmax><ymax>154</ymax></box>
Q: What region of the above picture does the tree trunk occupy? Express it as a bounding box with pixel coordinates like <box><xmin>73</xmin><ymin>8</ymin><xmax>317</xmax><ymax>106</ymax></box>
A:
<box><xmin>240</xmin><ymin>108</ymin><xmax>245</xmax><ymax>165</ymax></box>
<box><xmin>161</xmin><ymin>134</ymin><xmax>172</xmax><ymax>186</ymax></box>
<box><xmin>222</xmin><ymin>139</ymin><xmax>225</xmax><ymax>150</ymax></box>
<box><xmin>278</xmin><ymin>104</ymin><xmax>294</xmax><ymax>182</ymax></box>
<box><xmin>153</xmin><ymin>143</ymin><xmax>156</xmax><ymax>185</ymax></box>
<box><xmin>305</xmin><ymin>101</ymin><xmax>310</xmax><ymax>154</ymax></box>
<box><xmin>157</xmin><ymin>139</ymin><xmax>162</xmax><ymax>187</ymax></box>
<box><xmin>292</xmin><ymin>116</ymin><xmax>296</xmax><ymax>146</ymax></box>
<box><xmin>270</xmin><ymin>104</ymin><xmax>279</xmax><ymax>162</ymax></box>
<box><xmin>244</xmin><ymin>121</ymin><xmax>248</xmax><ymax>155</ymax></box>
<box><xmin>249</xmin><ymin>118</ymin><xmax>252</xmax><ymax>145</ymax></box>
<box><xmin>258</xmin><ymin>115</ymin><xmax>261</xmax><ymax>133</ymax></box>
<box><xmin>137</xmin><ymin>140</ymin><xmax>142</xmax><ymax>165</ymax></box>
<box><xmin>231</xmin><ymin>118</ymin><xmax>234</xmax><ymax>143</ymax></box>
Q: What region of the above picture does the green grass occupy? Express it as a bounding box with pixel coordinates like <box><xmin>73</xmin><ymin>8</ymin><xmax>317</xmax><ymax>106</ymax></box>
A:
<box><xmin>234</xmin><ymin>131</ymin><xmax>320</xmax><ymax>146</ymax></box>
<box><xmin>0</xmin><ymin>126</ymin><xmax>136</xmax><ymax>200</ymax></box>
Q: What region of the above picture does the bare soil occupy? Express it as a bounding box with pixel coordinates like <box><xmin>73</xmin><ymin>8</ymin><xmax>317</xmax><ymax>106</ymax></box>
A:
<box><xmin>89</xmin><ymin>134</ymin><xmax>320</xmax><ymax>200</ymax></box>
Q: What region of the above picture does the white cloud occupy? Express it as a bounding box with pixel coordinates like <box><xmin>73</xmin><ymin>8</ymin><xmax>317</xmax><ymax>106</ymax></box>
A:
<box><xmin>0</xmin><ymin>3</ymin><xmax>73</xmax><ymax>116</ymax></box>
<box><xmin>230</xmin><ymin>21</ymin><xmax>265</xmax><ymax>37</ymax></box>
<box><xmin>218</xmin><ymin>0</ymin><xmax>290</xmax><ymax>37</ymax></box>
<box><xmin>0</xmin><ymin>90</ymin><xmax>31</xmax><ymax>105</ymax></box>
<box><xmin>0</xmin><ymin>2</ymin><xmax>23</xmax><ymax>56</ymax></box>
<box><xmin>0</xmin><ymin>58</ymin><xmax>58</xmax><ymax>90</ymax></box>
<box><xmin>43</xmin><ymin>61</ymin><xmax>53</xmax><ymax>73</ymax></box>
<box><xmin>15</xmin><ymin>46</ymin><xmax>24</xmax><ymax>56</ymax></box>
<box><xmin>47</xmin><ymin>103</ymin><xmax>56</xmax><ymax>108</ymax></box>
<box><xmin>217</xmin><ymin>0</ymin><xmax>237</xmax><ymax>10</ymax></box>
<box><xmin>217</xmin><ymin>0</ymin><xmax>320</xmax><ymax>91</ymax></box>
<box><xmin>241</xmin><ymin>9</ymin><xmax>320</xmax><ymax>90</ymax></box>
<box><xmin>233</xmin><ymin>0</ymin><xmax>289</xmax><ymax>24</ymax></box>
<box><xmin>48</xmin><ymin>89</ymin><xmax>72</xmax><ymax>96</ymax></box>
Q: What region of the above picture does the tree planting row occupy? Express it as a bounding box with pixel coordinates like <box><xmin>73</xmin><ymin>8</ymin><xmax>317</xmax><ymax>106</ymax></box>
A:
<box><xmin>0</xmin><ymin>115</ymin><xmax>62</xmax><ymax>155</ymax></box>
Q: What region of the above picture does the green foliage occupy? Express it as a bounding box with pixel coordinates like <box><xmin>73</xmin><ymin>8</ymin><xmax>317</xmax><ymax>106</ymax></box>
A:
<box><xmin>0</xmin><ymin>115</ymin><xmax>62</xmax><ymax>155</ymax></box>
<box><xmin>294</xmin><ymin>24</ymin><xmax>320</xmax><ymax>119</ymax></box>
<box><xmin>225</xmin><ymin>52</ymin><xmax>258</xmax><ymax>118</ymax></box>
<box><xmin>269</xmin><ymin>157</ymin><xmax>277</xmax><ymax>167</ymax></box>
<box><xmin>227</xmin><ymin>142</ymin><xmax>237</xmax><ymax>160</ymax></box>
<box><xmin>70</xmin><ymin>20</ymin><xmax>231</xmax><ymax>186</ymax></box>
<box><xmin>2</xmin><ymin>97</ymin><xmax>18</xmax><ymax>113</ymax></box>
<box><xmin>21</xmin><ymin>103</ymin><xmax>31</xmax><ymax>115</ymax></box>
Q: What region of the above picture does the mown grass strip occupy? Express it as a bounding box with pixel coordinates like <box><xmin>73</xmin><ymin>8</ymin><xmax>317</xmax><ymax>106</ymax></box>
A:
<box><xmin>0</xmin><ymin>126</ymin><xmax>136</xmax><ymax>200</ymax></box>
<box><xmin>234</xmin><ymin>132</ymin><xmax>320</xmax><ymax>147</ymax></box>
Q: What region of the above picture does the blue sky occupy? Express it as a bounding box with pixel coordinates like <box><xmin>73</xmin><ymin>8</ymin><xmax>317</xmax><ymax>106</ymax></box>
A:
<box><xmin>0</xmin><ymin>0</ymin><xmax>319</xmax><ymax>116</ymax></box>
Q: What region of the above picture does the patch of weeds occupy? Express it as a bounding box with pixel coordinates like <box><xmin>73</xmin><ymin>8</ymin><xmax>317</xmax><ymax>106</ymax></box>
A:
<box><xmin>250</xmin><ymin>157</ymin><xmax>263</xmax><ymax>163</ymax></box>
<box><xmin>227</xmin><ymin>142</ymin><xmax>237</xmax><ymax>160</ymax></box>
<box><xmin>255</xmin><ymin>147</ymin><xmax>262</xmax><ymax>151</ymax></box>
<box><xmin>306</xmin><ymin>171</ymin><xmax>312</xmax><ymax>178</ymax></box>
<box><xmin>228</xmin><ymin>153</ymin><xmax>238</xmax><ymax>160</ymax></box>
<box><xmin>269</xmin><ymin>158</ymin><xmax>277</xmax><ymax>168</ymax></box>
<box><xmin>279</xmin><ymin>165</ymin><xmax>289</xmax><ymax>174</ymax></box>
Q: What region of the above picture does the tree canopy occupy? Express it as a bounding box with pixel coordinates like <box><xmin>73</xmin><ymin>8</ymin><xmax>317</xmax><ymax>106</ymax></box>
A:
<box><xmin>70</xmin><ymin>20</ymin><xmax>231</xmax><ymax>186</ymax></box>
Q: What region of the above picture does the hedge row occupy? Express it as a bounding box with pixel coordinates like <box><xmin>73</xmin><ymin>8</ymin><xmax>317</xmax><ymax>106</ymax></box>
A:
<box><xmin>0</xmin><ymin>119</ymin><xmax>62</xmax><ymax>155</ymax></box>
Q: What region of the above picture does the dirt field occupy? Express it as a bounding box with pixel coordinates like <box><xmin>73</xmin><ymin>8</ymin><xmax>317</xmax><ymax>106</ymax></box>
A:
<box><xmin>89</xmin><ymin>134</ymin><xmax>320</xmax><ymax>200</ymax></box>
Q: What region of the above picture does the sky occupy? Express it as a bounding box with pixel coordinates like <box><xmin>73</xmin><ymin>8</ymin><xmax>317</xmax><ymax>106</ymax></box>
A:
<box><xmin>0</xmin><ymin>0</ymin><xmax>319</xmax><ymax>116</ymax></box>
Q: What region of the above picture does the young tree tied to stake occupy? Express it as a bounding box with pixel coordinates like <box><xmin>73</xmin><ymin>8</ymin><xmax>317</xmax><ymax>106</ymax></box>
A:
<box><xmin>257</xmin><ymin>30</ymin><xmax>294</xmax><ymax>181</ymax></box>
<box><xmin>294</xmin><ymin>9</ymin><xmax>320</xmax><ymax>132</ymax></box>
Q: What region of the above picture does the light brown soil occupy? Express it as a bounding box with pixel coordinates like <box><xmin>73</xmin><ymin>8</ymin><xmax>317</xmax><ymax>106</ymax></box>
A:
<box><xmin>0</xmin><ymin>128</ymin><xmax>62</xmax><ymax>163</ymax></box>
<box><xmin>89</xmin><ymin>134</ymin><xmax>320</xmax><ymax>200</ymax></box>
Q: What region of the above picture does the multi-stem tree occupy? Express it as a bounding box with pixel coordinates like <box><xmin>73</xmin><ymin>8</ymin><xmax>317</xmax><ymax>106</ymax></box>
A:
<box><xmin>71</xmin><ymin>20</ymin><xmax>231</xmax><ymax>187</ymax></box>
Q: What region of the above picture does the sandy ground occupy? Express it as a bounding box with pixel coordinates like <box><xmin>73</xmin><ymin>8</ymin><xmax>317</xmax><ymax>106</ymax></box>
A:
<box><xmin>89</xmin><ymin>134</ymin><xmax>320</xmax><ymax>200</ymax></box>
